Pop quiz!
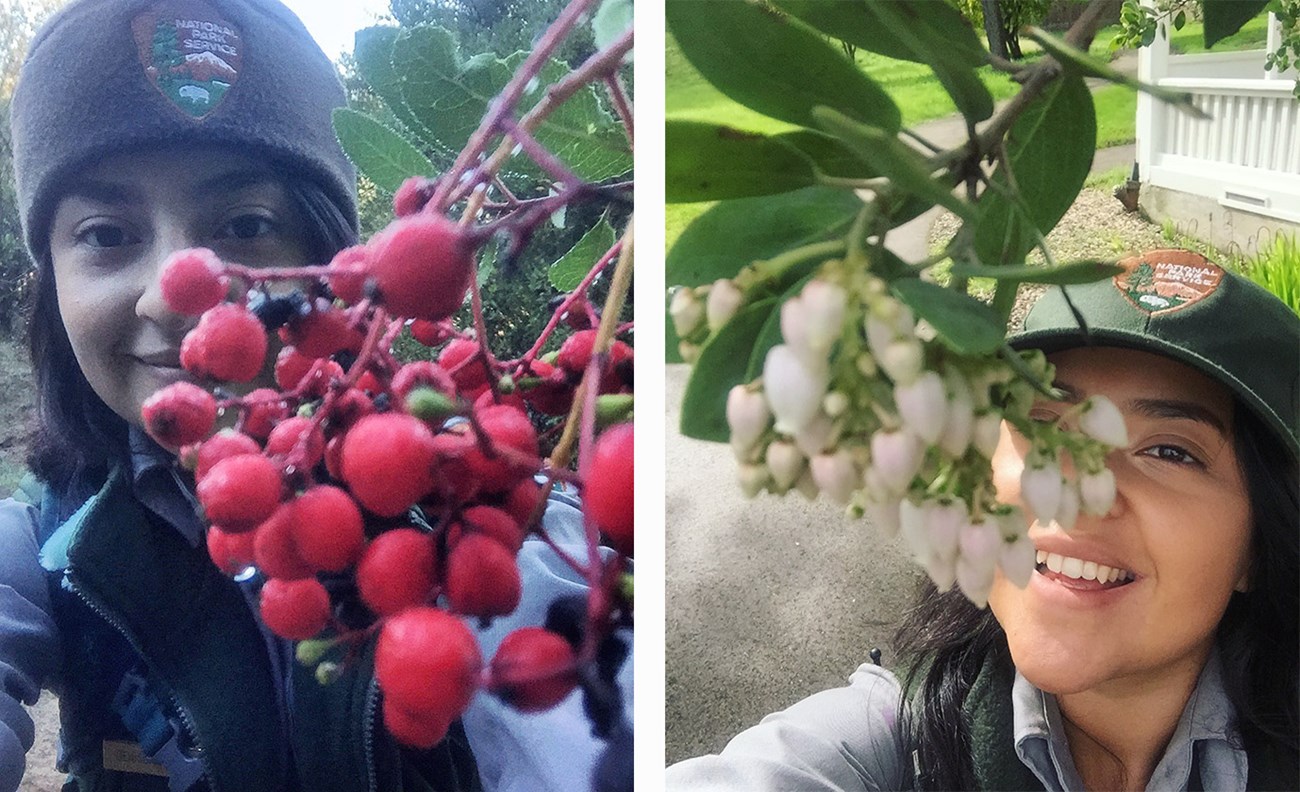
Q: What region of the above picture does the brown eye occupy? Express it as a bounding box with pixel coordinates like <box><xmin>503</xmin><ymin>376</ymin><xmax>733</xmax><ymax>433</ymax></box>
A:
<box><xmin>217</xmin><ymin>214</ymin><xmax>275</xmax><ymax>240</ymax></box>
<box><xmin>1141</xmin><ymin>444</ymin><xmax>1201</xmax><ymax>467</ymax></box>
<box><xmin>78</xmin><ymin>223</ymin><xmax>137</xmax><ymax>248</ymax></box>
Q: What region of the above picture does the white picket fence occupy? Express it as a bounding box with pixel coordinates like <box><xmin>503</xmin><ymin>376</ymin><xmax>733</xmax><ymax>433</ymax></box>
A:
<box><xmin>1135</xmin><ymin>13</ymin><xmax>1300</xmax><ymax>224</ymax></box>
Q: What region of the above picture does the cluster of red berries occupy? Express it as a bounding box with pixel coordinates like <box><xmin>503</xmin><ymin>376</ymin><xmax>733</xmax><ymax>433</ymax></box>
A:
<box><xmin>141</xmin><ymin>224</ymin><xmax>633</xmax><ymax>748</ymax></box>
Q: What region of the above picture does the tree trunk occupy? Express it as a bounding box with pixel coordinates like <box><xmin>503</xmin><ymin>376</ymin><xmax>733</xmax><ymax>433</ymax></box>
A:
<box><xmin>981</xmin><ymin>0</ymin><xmax>1009</xmax><ymax>60</ymax></box>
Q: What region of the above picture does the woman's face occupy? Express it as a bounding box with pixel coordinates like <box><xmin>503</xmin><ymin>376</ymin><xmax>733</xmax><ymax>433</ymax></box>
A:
<box><xmin>48</xmin><ymin>145</ymin><xmax>310</xmax><ymax>428</ymax></box>
<box><xmin>988</xmin><ymin>346</ymin><xmax>1251</xmax><ymax>696</ymax></box>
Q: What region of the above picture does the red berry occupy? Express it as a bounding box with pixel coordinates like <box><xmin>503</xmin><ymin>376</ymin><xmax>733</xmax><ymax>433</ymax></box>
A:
<box><xmin>160</xmin><ymin>248</ymin><xmax>228</xmax><ymax>315</ymax></box>
<box><xmin>195</xmin><ymin>430</ymin><xmax>261</xmax><ymax>483</ymax></box>
<box><xmin>259</xmin><ymin>577</ymin><xmax>330</xmax><ymax>641</ymax></box>
<box><xmin>473</xmin><ymin>385</ymin><xmax>525</xmax><ymax>414</ymax></box>
<box><xmin>502</xmin><ymin>479</ymin><xmax>547</xmax><ymax>530</ymax></box>
<box><xmin>282</xmin><ymin>305</ymin><xmax>364</xmax><ymax>359</ymax></box>
<box><xmin>391</xmin><ymin>361</ymin><xmax>456</xmax><ymax>404</ymax></box>
<box><xmin>556</xmin><ymin>330</ymin><xmax>598</xmax><ymax>375</ymax></box>
<box><xmin>428</xmin><ymin>428</ymin><xmax>481</xmax><ymax>506</ymax></box>
<box><xmin>445</xmin><ymin>534</ymin><xmax>521</xmax><ymax>619</ymax></box>
<box><xmin>206</xmin><ymin>526</ymin><xmax>256</xmax><ymax>575</ymax></box>
<box><xmin>274</xmin><ymin>347</ymin><xmax>317</xmax><ymax>391</ymax></box>
<box><xmin>342</xmin><ymin>414</ymin><xmax>437</xmax><ymax>516</ymax></box>
<box><xmin>141</xmin><ymin>382</ymin><xmax>217</xmax><ymax>448</ymax></box>
<box><xmin>356</xmin><ymin>528</ymin><xmax>437</xmax><ymax>616</ymax></box>
<box><xmin>328</xmin><ymin>388</ymin><xmax>374</xmax><ymax>431</ymax></box>
<box><xmin>302</xmin><ymin>359</ymin><xmax>345</xmax><ymax>400</ymax></box>
<box><xmin>375</xmin><ymin>606</ymin><xmax>480</xmax><ymax>719</ymax></box>
<box><xmin>197</xmin><ymin>453</ymin><xmax>283</xmax><ymax>530</ymax></box>
<box><xmin>438</xmin><ymin>338</ymin><xmax>488</xmax><ymax>392</ymax></box>
<box><xmin>367</xmin><ymin>215</ymin><xmax>475</xmax><ymax>321</ymax></box>
<box><xmin>584</xmin><ymin>423</ymin><xmax>633</xmax><ymax>556</ymax></box>
<box><xmin>289</xmin><ymin>486</ymin><xmax>365</xmax><ymax>573</ymax></box>
<box><xmin>410</xmin><ymin>319</ymin><xmax>452</xmax><ymax>347</ymax></box>
<box><xmin>464</xmin><ymin>404</ymin><xmax>539</xmax><ymax>494</ymax></box>
<box><xmin>488</xmin><ymin>627</ymin><xmax>579</xmax><ymax>712</ymax></box>
<box><xmin>392</xmin><ymin>176</ymin><xmax>432</xmax><ymax>218</ymax></box>
<box><xmin>239</xmin><ymin>389</ymin><xmax>289</xmax><ymax>440</ymax></box>
<box><xmin>327</xmin><ymin>245</ymin><xmax>369</xmax><ymax>305</ymax></box>
<box><xmin>603</xmin><ymin>340</ymin><xmax>634</xmax><ymax>393</ymax></box>
<box><xmin>382</xmin><ymin>697</ymin><xmax>449</xmax><ymax>750</ymax></box>
<box><xmin>447</xmin><ymin>505</ymin><xmax>524</xmax><ymax>554</ymax></box>
<box><xmin>265</xmin><ymin>416</ymin><xmax>326</xmax><ymax>470</ymax></box>
<box><xmin>520</xmin><ymin>360</ymin><xmax>572</xmax><ymax>416</ymax></box>
<box><xmin>324</xmin><ymin>435</ymin><xmax>346</xmax><ymax>481</ymax></box>
<box><xmin>354</xmin><ymin>370</ymin><xmax>384</xmax><ymax>396</ymax></box>
<box><xmin>181</xmin><ymin>304</ymin><xmax>268</xmax><ymax>382</ymax></box>
<box><xmin>253</xmin><ymin>504</ymin><xmax>314</xmax><ymax>580</ymax></box>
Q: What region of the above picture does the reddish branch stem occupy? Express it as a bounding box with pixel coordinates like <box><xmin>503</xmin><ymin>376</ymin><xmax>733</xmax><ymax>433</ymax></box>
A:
<box><xmin>511</xmin><ymin>241</ymin><xmax>622</xmax><ymax>369</ymax></box>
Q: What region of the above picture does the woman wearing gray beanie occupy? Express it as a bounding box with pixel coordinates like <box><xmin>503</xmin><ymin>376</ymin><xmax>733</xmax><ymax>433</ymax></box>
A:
<box><xmin>0</xmin><ymin>1</ymin><xmax>621</xmax><ymax>790</ymax></box>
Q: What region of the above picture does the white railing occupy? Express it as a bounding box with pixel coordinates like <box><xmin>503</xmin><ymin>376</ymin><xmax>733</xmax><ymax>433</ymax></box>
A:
<box><xmin>1136</xmin><ymin>12</ymin><xmax>1300</xmax><ymax>223</ymax></box>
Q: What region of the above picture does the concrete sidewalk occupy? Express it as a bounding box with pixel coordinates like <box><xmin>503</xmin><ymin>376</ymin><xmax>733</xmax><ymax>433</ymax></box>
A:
<box><xmin>666</xmin><ymin>63</ymin><xmax>1141</xmax><ymax>764</ymax></box>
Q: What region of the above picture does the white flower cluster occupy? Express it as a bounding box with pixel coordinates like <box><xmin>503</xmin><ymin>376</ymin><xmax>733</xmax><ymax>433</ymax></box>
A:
<box><xmin>720</xmin><ymin>271</ymin><xmax>1128</xmax><ymax>607</ymax></box>
<box><xmin>671</xmin><ymin>279</ymin><xmax>744</xmax><ymax>363</ymax></box>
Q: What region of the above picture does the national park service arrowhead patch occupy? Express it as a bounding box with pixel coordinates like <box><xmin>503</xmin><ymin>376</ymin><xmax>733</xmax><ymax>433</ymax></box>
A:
<box><xmin>132</xmin><ymin>0</ymin><xmax>242</xmax><ymax>120</ymax></box>
<box><xmin>1113</xmin><ymin>249</ymin><xmax>1225</xmax><ymax>315</ymax></box>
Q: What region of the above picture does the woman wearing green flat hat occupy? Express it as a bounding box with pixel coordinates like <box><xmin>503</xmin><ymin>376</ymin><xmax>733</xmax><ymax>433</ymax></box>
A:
<box><xmin>668</xmin><ymin>248</ymin><xmax>1298</xmax><ymax>791</ymax></box>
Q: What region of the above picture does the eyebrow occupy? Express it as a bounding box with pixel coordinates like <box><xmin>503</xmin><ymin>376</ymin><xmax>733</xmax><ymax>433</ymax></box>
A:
<box><xmin>1052</xmin><ymin>382</ymin><xmax>1228</xmax><ymax>435</ymax></box>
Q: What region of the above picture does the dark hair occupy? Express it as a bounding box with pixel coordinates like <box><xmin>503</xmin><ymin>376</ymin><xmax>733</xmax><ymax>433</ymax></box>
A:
<box><xmin>26</xmin><ymin>171</ymin><xmax>358</xmax><ymax>492</ymax></box>
<box><xmin>893</xmin><ymin>403</ymin><xmax>1299</xmax><ymax>790</ymax></box>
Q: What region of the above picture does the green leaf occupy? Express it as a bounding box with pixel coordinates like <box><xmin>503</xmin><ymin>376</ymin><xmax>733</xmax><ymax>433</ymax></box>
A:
<box><xmin>593</xmin><ymin>0</ymin><xmax>634</xmax><ymax>60</ymax></box>
<box><xmin>773</xmin><ymin>130</ymin><xmax>877</xmax><ymax>180</ymax></box>
<box><xmin>949</xmin><ymin>260</ymin><xmax>1125</xmax><ymax>285</ymax></box>
<box><xmin>332</xmin><ymin>109</ymin><xmax>434</xmax><ymax>194</ymax></box>
<box><xmin>1025</xmin><ymin>28</ymin><xmax>1207</xmax><ymax>117</ymax></box>
<box><xmin>891</xmin><ymin>279</ymin><xmax>1004</xmax><ymax>354</ymax></box>
<box><xmin>666</xmin><ymin>121</ymin><xmax>816</xmax><ymax>203</ymax></box>
<box><xmin>1173</xmin><ymin>10</ymin><xmax>1186</xmax><ymax>31</ymax></box>
<box><xmin>549</xmin><ymin>217</ymin><xmax>617</xmax><ymax>292</ymax></box>
<box><xmin>774</xmin><ymin>0</ymin><xmax>985</xmax><ymax>67</ymax></box>
<box><xmin>1203</xmin><ymin>0</ymin><xmax>1269</xmax><ymax>48</ymax></box>
<box><xmin>666</xmin><ymin>187</ymin><xmax>863</xmax><ymax>287</ymax></box>
<box><xmin>665</xmin><ymin>0</ymin><xmax>900</xmax><ymax>132</ymax></box>
<box><xmin>812</xmin><ymin>107</ymin><xmax>972</xmax><ymax>220</ymax></box>
<box><xmin>353</xmin><ymin>27</ymin><xmax>446</xmax><ymax>154</ymax></box>
<box><xmin>972</xmin><ymin>73</ymin><xmax>1096</xmax><ymax>273</ymax></box>
<box><xmin>680</xmin><ymin>299</ymin><xmax>777</xmax><ymax>441</ymax></box>
<box><xmin>529</xmin><ymin>58</ymin><xmax>634</xmax><ymax>181</ymax></box>
<box><xmin>666</xmin><ymin>187</ymin><xmax>860</xmax><ymax>361</ymax></box>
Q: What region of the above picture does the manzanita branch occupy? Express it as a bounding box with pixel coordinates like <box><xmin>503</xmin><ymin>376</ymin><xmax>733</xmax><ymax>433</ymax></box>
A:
<box><xmin>603</xmin><ymin>72</ymin><xmax>634</xmax><ymax>148</ymax></box>
<box><xmin>512</xmin><ymin>241</ymin><xmax>623</xmax><ymax>369</ymax></box>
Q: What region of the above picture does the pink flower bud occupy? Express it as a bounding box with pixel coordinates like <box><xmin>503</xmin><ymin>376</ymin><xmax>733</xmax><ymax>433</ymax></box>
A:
<box><xmin>956</xmin><ymin>555</ymin><xmax>994</xmax><ymax>608</ymax></box>
<box><xmin>1054</xmin><ymin>479</ymin><xmax>1080</xmax><ymax>530</ymax></box>
<box><xmin>895</xmin><ymin>371</ymin><xmax>948</xmax><ymax>444</ymax></box>
<box><xmin>669</xmin><ymin>287</ymin><xmax>705</xmax><ymax>338</ymax></box>
<box><xmin>779</xmin><ymin>296</ymin><xmax>811</xmax><ymax>350</ymax></box>
<box><xmin>998</xmin><ymin>535</ymin><xmax>1036</xmax><ymax>588</ymax></box>
<box><xmin>811</xmin><ymin>449</ymin><xmax>859</xmax><ymax>505</ymax></box>
<box><xmin>800</xmin><ymin>281</ymin><xmax>847</xmax><ymax>352</ymax></box>
<box><xmin>726</xmin><ymin>385</ymin><xmax>770</xmax><ymax>456</ymax></box>
<box><xmin>879</xmin><ymin>338</ymin><xmax>924</xmax><ymax>385</ymax></box>
<box><xmin>924</xmin><ymin>553</ymin><xmax>957</xmax><ymax>593</ymax></box>
<box><xmin>864</xmin><ymin>315</ymin><xmax>896</xmax><ymax>360</ymax></box>
<box><xmin>738</xmin><ymin>463</ymin><xmax>768</xmax><ymax>498</ymax></box>
<box><xmin>869</xmin><ymin>429</ymin><xmax>924</xmax><ymax>494</ymax></box>
<box><xmin>898</xmin><ymin>498</ymin><xmax>929</xmax><ymax>560</ymax></box>
<box><xmin>924</xmin><ymin>498</ymin><xmax>965</xmax><ymax>564</ymax></box>
<box><xmin>863</xmin><ymin>494</ymin><xmax>903</xmax><ymax>539</ymax></box>
<box><xmin>763</xmin><ymin>345</ymin><xmax>830</xmax><ymax>433</ymax></box>
<box><xmin>1080</xmin><ymin>396</ymin><xmax>1128</xmax><ymax>448</ymax></box>
<box><xmin>795</xmin><ymin>469</ymin><xmax>820</xmax><ymax>501</ymax></box>
<box><xmin>793</xmin><ymin>412</ymin><xmax>835</xmax><ymax>457</ymax></box>
<box><xmin>1020</xmin><ymin>461</ymin><xmax>1063</xmax><ymax>525</ymax></box>
<box><xmin>1079</xmin><ymin>468</ymin><xmax>1117</xmax><ymax>515</ymax></box>
<box><xmin>765</xmin><ymin>441</ymin><xmax>805</xmax><ymax>491</ymax></box>
<box><xmin>972</xmin><ymin>412</ymin><xmax>1002</xmax><ymax>459</ymax></box>
<box><xmin>822</xmin><ymin>390</ymin><xmax>849</xmax><ymax>418</ymax></box>
<box><xmin>959</xmin><ymin>518</ymin><xmax>1000</xmax><ymax>567</ymax></box>
<box><xmin>706</xmin><ymin>279</ymin><xmax>745</xmax><ymax>332</ymax></box>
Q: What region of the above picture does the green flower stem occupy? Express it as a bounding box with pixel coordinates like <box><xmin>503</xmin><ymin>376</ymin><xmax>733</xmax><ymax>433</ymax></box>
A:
<box><xmin>733</xmin><ymin>240</ymin><xmax>846</xmax><ymax>292</ymax></box>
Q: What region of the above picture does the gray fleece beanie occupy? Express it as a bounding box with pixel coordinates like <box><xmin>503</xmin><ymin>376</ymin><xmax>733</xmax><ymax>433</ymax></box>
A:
<box><xmin>10</xmin><ymin>0</ymin><xmax>358</xmax><ymax>257</ymax></box>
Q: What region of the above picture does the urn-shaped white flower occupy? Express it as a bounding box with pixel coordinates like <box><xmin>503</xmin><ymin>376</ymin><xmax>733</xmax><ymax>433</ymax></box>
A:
<box><xmin>800</xmin><ymin>280</ymin><xmax>847</xmax><ymax>353</ymax></box>
<box><xmin>811</xmin><ymin>449</ymin><xmax>859</xmax><ymax>505</ymax></box>
<box><xmin>726</xmin><ymin>385</ymin><xmax>770</xmax><ymax>457</ymax></box>
<box><xmin>1079</xmin><ymin>467</ymin><xmax>1117</xmax><ymax>516</ymax></box>
<box><xmin>869</xmin><ymin>429</ymin><xmax>924</xmax><ymax>494</ymax></box>
<box><xmin>972</xmin><ymin>411</ymin><xmax>1003</xmax><ymax>459</ymax></box>
<box><xmin>765</xmin><ymin>440</ymin><xmax>805</xmax><ymax>492</ymax></box>
<box><xmin>669</xmin><ymin>287</ymin><xmax>705</xmax><ymax>338</ymax></box>
<box><xmin>738</xmin><ymin>463</ymin><xmax>769</xmax><ymax>498</ymax></box>
<box><xmin>762</xmin><ymin>345</ymin><xmax>830</xmax><ymax>433</ymax></box>
<box><xmin>706</xmin><ymin>278</ymin><xmax>744</xmax><ymax>332</ymax></box>
<box><xmin>999</xmin><ymin>534</ymin><xmax>1037</xmax><ymax>588</ymax></box>
<box><xmin>1080</xmin><ymin>395</ymin><xmax>1128</xmax><ymax>448</ymax></box>
<box><xmin>1020</xmin><ymin>460</ymin><xmax>1064</xmax><ymax>525</ymax></box>
<box><xmin>1055</xmin><ymin>478</ymin><xmax>1081</xmax><ymax>531</ymax></box>
<box><xmin>895</xmin><ymin>371</ymin><xmax>948</xmax><ymax>444</ymax></box>
<box><xmin>878</xmin><ymin>338</ymin><xmax>924</xmax><ymax>385</ymax></box>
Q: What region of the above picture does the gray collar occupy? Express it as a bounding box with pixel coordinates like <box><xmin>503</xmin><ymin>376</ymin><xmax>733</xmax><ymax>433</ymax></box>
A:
<box><xmin>127</xmin><ymin>426</ymin><xmax>205</xmax><ymax>547</ymax></box>
<box><xmin>1011</xmin><ymin>650</ymin><xmax>1248</xmax><ymax>791</ymax></box>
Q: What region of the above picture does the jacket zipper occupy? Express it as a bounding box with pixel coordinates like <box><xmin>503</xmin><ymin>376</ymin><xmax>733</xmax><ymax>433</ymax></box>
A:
<box><xmin>363</xmin><ymin>676</ymin><xmax>380</xmax><ymax>792</ymax></box>
<box><xmin>66</xmin><ymin>571</ymin><xmax>218</xmax><ymax>792</ymax></box>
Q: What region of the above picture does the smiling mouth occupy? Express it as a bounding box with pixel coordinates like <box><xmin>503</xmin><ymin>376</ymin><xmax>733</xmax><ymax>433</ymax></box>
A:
<box><xmin>1035</xmin><ymin>550</ymin><xmax>1136</xmax><ymax>590</ymax></box>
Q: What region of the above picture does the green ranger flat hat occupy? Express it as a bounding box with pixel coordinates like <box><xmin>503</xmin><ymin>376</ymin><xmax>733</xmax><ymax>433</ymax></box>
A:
<box><xmin>1011</xmin><ymin>249</ymin><xmax>1300</xmax><ymax>461</ymax></box>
